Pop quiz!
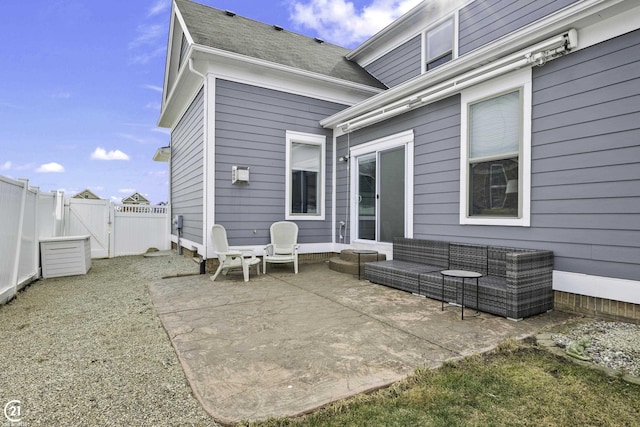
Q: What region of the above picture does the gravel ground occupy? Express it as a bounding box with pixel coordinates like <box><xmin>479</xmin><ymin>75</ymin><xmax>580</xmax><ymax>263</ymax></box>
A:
<box><xmin>0</xmin><ymin>252</ymin><xmax>219</xmax><ymax>426</ymax></box>
<box><xmin>551</xmin><ymin>320</ymin><xmax>640</xmax><ymax>377</ymax></box>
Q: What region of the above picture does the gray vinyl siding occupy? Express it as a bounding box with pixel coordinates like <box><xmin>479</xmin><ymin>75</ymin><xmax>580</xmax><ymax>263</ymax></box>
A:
<box><xmin>529</xmin><ymin>29</ymin><xmax>640</xmax><ymax>281</ymax></box>
<box><xmin>458</xmin><ymin>0</ymin><xmax>579</xmax><ymax>56</ymax></box>
<box><xmin>170</xmin><ymin>87</ymin><xmax>204</xmax><ymax>244</ymax></box>
<box><xmin>336</xmin><ymin>96</ymin><xmax>462</xmax><ymax>246</ymax></box>
<box><xmin>215</xmin><ymin>79</ymin><xmax>347</xmax><ymax>246</ymax></box>
<box><xmin>338</xmin><ymin>29</ymin><xmax>640</xmax><ymax>282</ymax></box>
<box><xmin>364</xmin><ymin>35</ymin><xmax>421</xmax><ymax>88</ymax></box>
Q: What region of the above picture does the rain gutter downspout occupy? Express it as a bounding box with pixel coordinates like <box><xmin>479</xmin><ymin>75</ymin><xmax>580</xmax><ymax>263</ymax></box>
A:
<box><xmin>187</xmin><ymin>57</ymin><xmax>209</xmax><ymax>270</ymax></box>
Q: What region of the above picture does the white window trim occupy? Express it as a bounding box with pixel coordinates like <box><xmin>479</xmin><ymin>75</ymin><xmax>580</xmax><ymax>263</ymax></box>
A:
<box><xmin>349</xmin><ymin>129</ymin><xmax>414</xmax><ymax>242</ymax></box>
<box><xmin>285</xmin><ymin>130</ymin><xmax>326</xmax><ymax>220</ymax></box>
<box><xmin>459</xmin><ymin>67</ymin><xmax>531</xmax><ymax>227</ymax></box>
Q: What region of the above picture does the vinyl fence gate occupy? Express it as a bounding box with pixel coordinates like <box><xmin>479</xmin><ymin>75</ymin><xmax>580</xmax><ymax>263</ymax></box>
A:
<box><xmin>65</xmin><ymin>199</ymin><xmax>170</xmax><ymax>258</ymax></box>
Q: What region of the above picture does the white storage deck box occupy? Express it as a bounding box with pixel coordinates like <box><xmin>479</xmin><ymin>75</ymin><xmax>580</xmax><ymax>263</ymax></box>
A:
<box><xmin>40</xmin><ymin>235</ymin><xmax>92</xmax><ymax>279</ymax></box>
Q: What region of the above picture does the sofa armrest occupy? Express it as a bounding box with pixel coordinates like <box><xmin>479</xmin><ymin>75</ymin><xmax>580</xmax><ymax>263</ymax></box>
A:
<box><xmin>506</xmin><ymin>250</ymin><xmax>554</xmax><ymax>286</ymax></box>
<box><xmin>504</xmin><ymin>250</ymin><xmax>554</xmax><ymax>319</ymax></box>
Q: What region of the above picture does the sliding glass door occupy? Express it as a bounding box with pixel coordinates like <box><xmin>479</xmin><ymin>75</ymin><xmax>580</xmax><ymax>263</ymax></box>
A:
<box><xmin>355</xmin><ymin>147</ymin><xmax>405</xmax><ymax>243</ymax></box>
<box><xmin>357</xmin><ymin>155</ymin><xmax>376</xmax><ymax>240</ymax></box>
<box><xmin>379</xmin><ymin>147</ymin><xmax>405</xmax><ymax>242</ymax></box>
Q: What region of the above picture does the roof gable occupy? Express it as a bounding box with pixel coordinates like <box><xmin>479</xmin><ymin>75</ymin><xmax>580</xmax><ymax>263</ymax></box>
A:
<box><xmin>175</xmin><ymin>0</ymin><xmax>385</xmax><ymax>89</ymax></box>
<box><xmin>122</xmin><ymin>192</ymin><xmax>150</xmax><ymax>204</ymax></box>
<box><xmin>72</xmin><ymin>189</ymin><xmax>101</xmax><ymax>200</ymax></box>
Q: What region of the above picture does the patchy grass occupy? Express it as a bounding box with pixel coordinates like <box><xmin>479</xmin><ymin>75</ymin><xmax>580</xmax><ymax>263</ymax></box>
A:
<box><xmin>241</xmin><ymin>339</ymin><xmax>640</xmax><ymax>427</ymax></box>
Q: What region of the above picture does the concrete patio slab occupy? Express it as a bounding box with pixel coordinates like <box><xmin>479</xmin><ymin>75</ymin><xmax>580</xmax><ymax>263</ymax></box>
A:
<box><xmin>148</xmin><ymin>262</ymin><xmax>569</xmax><ymax>425</ymax></box>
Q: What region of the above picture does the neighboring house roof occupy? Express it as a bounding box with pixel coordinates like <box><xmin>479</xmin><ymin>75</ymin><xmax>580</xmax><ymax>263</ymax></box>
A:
<box><xmin>72</xmin><ymin>189</ymin><xmax>101</xmax><ymax>200</ymax></box>
<box><xmin>175</xmin><ymin>0</ymin><xmax>386</xmax><ymax>89</ymax></box>
<box><xmin>122</xmin><ymin>192</ymin><xmax>150</xmax><ymax>204</ymax></box>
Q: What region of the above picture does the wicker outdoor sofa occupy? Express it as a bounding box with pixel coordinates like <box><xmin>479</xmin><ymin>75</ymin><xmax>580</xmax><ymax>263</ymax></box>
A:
<box><xmin>364</xmin><ymin>237</ymin><xmax>554</xmax><ymax>320</ymax></box>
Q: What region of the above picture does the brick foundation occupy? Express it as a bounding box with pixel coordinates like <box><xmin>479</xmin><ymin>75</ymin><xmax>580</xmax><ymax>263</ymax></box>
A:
<box><xmin>554</xmin><ymin>291</ymin><xmax>639</xmax><ymax>324</ymax></box>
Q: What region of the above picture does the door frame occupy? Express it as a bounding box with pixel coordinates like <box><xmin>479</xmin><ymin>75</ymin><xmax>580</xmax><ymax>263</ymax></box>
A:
<box><xmin>349</xmin><ymin>129</ymin><xmax>414</xmax><ymax>244</ymax></box>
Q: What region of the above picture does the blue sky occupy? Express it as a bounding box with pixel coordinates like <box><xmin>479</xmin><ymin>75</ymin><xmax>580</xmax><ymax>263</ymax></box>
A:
<box><xmin>0</xmin><ymin>0</ymin><xmax>421</xmax><ymax>204</ymax></box>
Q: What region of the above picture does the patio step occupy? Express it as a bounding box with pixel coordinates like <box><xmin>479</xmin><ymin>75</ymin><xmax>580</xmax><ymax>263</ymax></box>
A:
<box><xmin>328</xmin><ymin>249</ymin><xmax>386</xmax><ymax>277</ymax></box>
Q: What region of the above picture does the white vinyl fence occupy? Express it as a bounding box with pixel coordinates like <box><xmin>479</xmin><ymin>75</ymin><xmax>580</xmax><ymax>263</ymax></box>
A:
<box><xmin>64</xmin><ymin>198</ymin><xmax>112</xmax><ymax>258</ymax></box>
<box><xmin>0</xmin><ymin>174</ymin><xmax>170</xmax><ymax>304</ymax></box>
<box><xmin>112</xmin><ymin>204</ymin><xmax>170</xmax><ymax>257</ymax></box>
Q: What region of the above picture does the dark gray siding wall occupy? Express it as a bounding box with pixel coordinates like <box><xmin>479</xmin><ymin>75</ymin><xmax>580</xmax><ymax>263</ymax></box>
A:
<box><xmin>171</xmin><ymin>87</ymin><xmax>204</xmax><ymax>244</ymax></box>
<box><xmin>364</xmin><ymin>35</ymin><xmax>421</xmax><ymax>88</ymax></box>
<box><xmin>215</xmin><ymin>79</ymin><xmax>347</xmax><ymax>246</ymax></box>
<box><xmin>458</xmin><ymin>0</ymin><xmax>579</xmax><ymax>55</ymax></box>
<box><xmin>338</xmin><ymin>29</ymin><xmax>640</xmax><ymax>282</ymax></box>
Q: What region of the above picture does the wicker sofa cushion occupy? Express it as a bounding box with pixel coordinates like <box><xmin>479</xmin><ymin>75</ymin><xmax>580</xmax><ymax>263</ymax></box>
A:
<box><xmin>392</xmin><ymin>237</ymin><xmax>449</xmax><ymax>269</ymax></box>
<box><xmin>449</xmin><ymin>243</ymin><xmax>487</xmax><ymax>275</ymax></box>
<box><xmin>365</xmin><ymin>260</ymin><xmax>443</xmax><ymax>295</ymax></box>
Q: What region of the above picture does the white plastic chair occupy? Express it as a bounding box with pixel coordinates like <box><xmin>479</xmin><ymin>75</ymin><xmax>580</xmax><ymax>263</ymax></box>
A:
<box><xmin>263</xmin><ymin>221</ymin><xmax>299</xmax><ymax>274</ymax></box>
<box><xmin>210</xmin><ymin>224</ymin><xmax>260</xmax><ymax>282</ymax></box>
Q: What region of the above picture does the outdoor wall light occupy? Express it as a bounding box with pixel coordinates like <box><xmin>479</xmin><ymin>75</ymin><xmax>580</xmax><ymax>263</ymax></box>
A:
<box><xmin>338</xmin><ymin>155</ymin><xmax>349</xmax><ymax>162</ymax></box>
<box><xmin>232</xmin><ymin>165</ymin><xmax>250</xmax><ymax>184</ymax></box>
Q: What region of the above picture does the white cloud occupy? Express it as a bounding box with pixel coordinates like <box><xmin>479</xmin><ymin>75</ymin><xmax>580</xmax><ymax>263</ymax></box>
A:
<box><xmin>0</xmin><ymin>161</ymin><xmax>11</xmax><ymax>170</ymax></box>
<box><xmin>91</xmin><ymin>147</ymin><xmax>130</xmax><ymax>161</ymax></box>
<box><xmin>147</xmin><ymin>170</ymin><xmax>168</xmax><ymax>177</ymax></box>
<box><xmin>148</xmin><ymin>0</ymin><xmax>171</xmax><ymax>17</ymax></box>
<box><xmin>145</xmin><ymin>102</ymin><xmax>161</xmax><ymax>110</ymax></box>
<box><xmin>119</xmin><ymin>188</ymin><xmax>136</xmax><ymax>194</ymax></box>
<box><xmin>117</xmin><ymin>133</ymin><xmax>159</xmax><ymax>145</ymax></box>
<box><xmin>129</xmin><ymin>46</ymin><xmax>167</xmax><ymax>65</ymax></box>
<box><xmin>51</xmin><ymin>91</ymin><xmax>72</xmax><ymax>99</ymax></box>
<box><xmin>289</xmin><ymin>0</ymin><xmax>423</xmax><ymax>47</ymax></box>
<box><xmin>143</xmin><ymin>84</ymin><xmax>163</xmax><ymax>93</ymax></box>
<box><xmin>129</xmin><ymin>24</ymin><xmax>165</xmax><ymax>49</ymax></box>
<box><xmin>0</xmin><ymin>101</ymin><xmax>23</xmax><ymax>110</ymax></box>
<box><xmin>36</xmin><ymin>162</ymin><xmax>65</xmax><ymax>173</ymax></box>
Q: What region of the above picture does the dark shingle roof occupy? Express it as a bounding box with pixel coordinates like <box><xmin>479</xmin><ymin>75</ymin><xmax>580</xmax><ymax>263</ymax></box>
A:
<box><xmin>175</xmin><ymin>0</ymin><xmax>386</xmax><ymax>89</ymax></box>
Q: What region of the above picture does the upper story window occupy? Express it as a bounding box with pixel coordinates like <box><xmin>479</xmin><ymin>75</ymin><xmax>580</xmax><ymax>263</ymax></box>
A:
<box><xmin>285</xmin><ymin>131</ymin><xmax>326</xmax><ymax>220</ymax></box>
<box><xmin>425</xmin><ymin>17</ymin><xmax>454</xmax><ymax>71</ymax></box>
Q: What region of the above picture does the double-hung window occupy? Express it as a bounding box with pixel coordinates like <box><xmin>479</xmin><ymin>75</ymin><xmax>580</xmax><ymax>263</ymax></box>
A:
<box><xmin>285</xmin><ymin>131</ymin><xmax>325</xmax><ymax>220</ymax></box>
<box><xmin>425</xmin><ymin>17</ymin><xmax>454</xmax><ymax>71</ymax></box>
<box><xmin>460</xmin><ymin>68</ymin><xmax>531</xmax><ymax>226</ymax></box>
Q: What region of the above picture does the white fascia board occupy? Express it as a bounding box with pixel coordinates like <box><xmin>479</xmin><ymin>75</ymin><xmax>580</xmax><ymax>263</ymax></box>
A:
<box><xmin>192</xmin><ymin>45</ymin><xmax>383</xmax><ymax>107</ymax></box>
<box><xmin>350</xmin><ymin>0</ymin><xmax>467</xmax><ymax>68</ymax></box>
<box><xmin>576</xmin><ymin>1</ymin><xmax>640</xmax><ymax>50</ymax></box>
<box><xmin>158</xmin><ymin>2</ymin><xmax>197</xmax><ymax>128</ymax></box>
<box><xmin>348</xmin><ymin>5</ymin><xmax>430</xmax><ymax>67</ymax></box>
<box><xmin>322</xmin><ymin>0</ymin><xmax>633</xmax><ymax>130</ymax></box>
<box><xmin>157</xmin><ymin>47</ymin><xmax>201</xmax><ymax>128</ymax></box>
<box><xmin>160</xmin><ymin>3</ymin><xmax>178</xmax><ymax>112</ymax></box>
<box><xmin>173</xmin><ymin>3</ymin><xmax>193</xmax><ymax>45</ymax></box>
<box><xmin>347</xmin><ymin>1</ymin><xmax>428</xmax><ymax>60</ymax></box>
